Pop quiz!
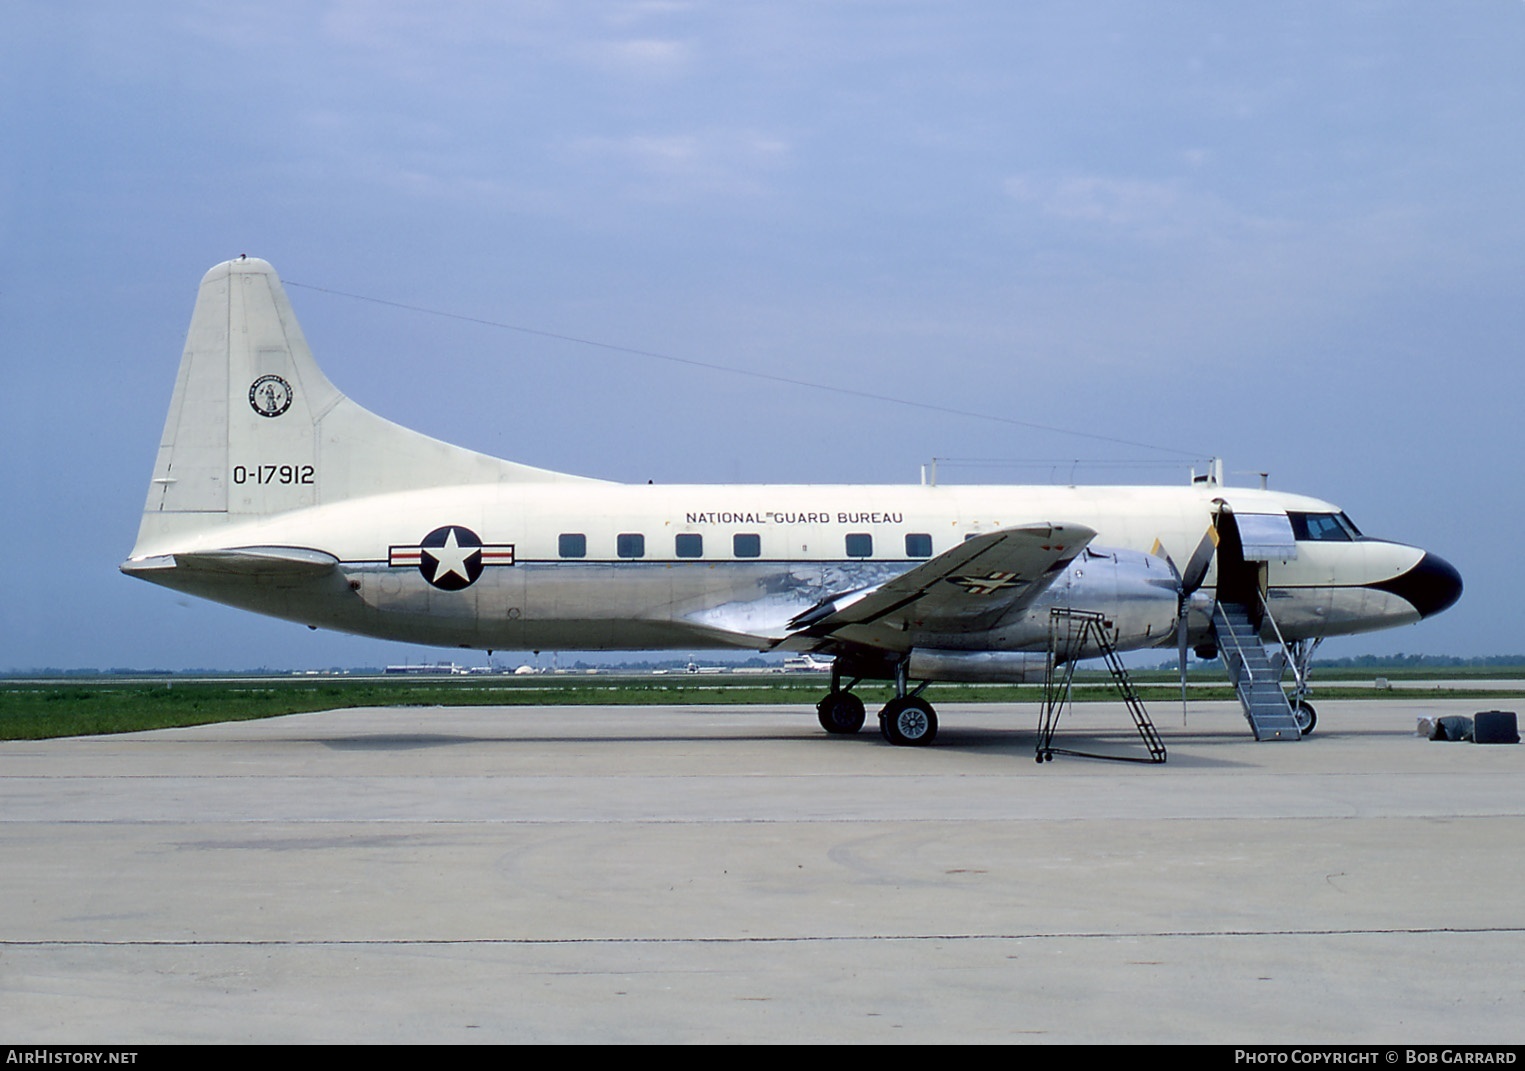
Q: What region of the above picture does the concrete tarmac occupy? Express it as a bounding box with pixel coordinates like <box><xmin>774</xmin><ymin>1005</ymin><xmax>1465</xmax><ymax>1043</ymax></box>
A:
<box><xmin>2</xmin><ymin>699</ymin><xmax>1522</xmax><ymax>1044</ymax></box>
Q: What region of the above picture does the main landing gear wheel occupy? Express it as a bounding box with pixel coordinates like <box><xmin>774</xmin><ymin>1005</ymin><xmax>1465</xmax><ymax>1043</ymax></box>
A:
<box><xmin>817</xmin><ymin>692</ymin><xmax>866</xmax><ymax>735</ymax></box>
<box><xmin>1292</xmin><ymin>700</ymin><xmax>1318</xmax><ymax>735</ymax></box>
<box><xmin>879</xmin><ymin>696</ymin><xmax>938</xmax><ymax>747</ymax></box>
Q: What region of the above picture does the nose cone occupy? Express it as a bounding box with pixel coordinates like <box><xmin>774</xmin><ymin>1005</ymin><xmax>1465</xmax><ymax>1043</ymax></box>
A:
<box><xmin>1375</xmin><ymin>552</ymin><xmax>1463</xmax><ymax>619</ymax></box>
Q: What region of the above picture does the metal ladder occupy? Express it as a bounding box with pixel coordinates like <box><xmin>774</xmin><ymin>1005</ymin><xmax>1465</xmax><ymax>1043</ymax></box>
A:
<box><xmin>1211</xmin><ymin>600</ymin><xmax>1303</xmax><ymax>741</ymax></box>
<box><xmin>1036</xmin><ymin>608</ymin><xmax>1167</xmax><ymax>764</ymax></box>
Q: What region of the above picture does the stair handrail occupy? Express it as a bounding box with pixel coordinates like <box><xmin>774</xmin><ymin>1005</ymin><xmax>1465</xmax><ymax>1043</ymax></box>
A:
<box><xmin>1255</xmin><ymin>587</ymin><xmax>1300</xmax><ymax>693</ymax></box>
<box><xmin>1212</xmin><ymin>602</ymin><xmax>1256</xmax><ymax>689</ymax></box>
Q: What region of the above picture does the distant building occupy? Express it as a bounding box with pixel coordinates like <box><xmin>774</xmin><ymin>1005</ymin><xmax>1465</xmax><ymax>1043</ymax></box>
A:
<box><xmin>384</xmin><ymin>662</ymin><xmax>469</xmax><ymax>676</ymax></box>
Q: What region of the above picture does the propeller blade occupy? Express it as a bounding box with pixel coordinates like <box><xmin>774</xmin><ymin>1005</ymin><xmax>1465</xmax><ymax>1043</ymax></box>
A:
<box><xmin>1153</xmin><ymin>534</ymin><xmax>1205</xmax><ymax>720</ymax></box>
<box><xmin>1148</xmin><ymin>538</ymin><xmax>1180</xmax><ymax>578</ymax></box>
<box><xmin>1177</xmin><ymin>599</ymin><xmax>1190</xmax><ymax>718</ymax></box>
<box><xmin>1180</xmin><ymin>526</ymin><xmax>1218</xmax><ymax>597</ymax></box>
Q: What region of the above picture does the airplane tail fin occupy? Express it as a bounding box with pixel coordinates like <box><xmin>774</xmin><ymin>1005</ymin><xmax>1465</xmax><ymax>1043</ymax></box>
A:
<box><xmin>130</xmin><ymin>256</ymin><xmax>592</xmax><ymax>558</ymax></box>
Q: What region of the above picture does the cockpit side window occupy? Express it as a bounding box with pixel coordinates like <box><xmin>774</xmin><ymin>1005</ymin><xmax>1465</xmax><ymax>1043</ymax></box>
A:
<box><xmin>1289</xmin><ymin>511</ymin><xmax>1361</xmax><ymax>542</ymax></box>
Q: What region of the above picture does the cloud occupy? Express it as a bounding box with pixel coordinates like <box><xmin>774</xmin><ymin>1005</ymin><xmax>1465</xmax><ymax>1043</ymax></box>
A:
<box><xmin>1003</xmin><ymin>172</ymin><xmax>1236</xmax><ymax>241</ymax></box>
<box><xmin>568</xmin><ymin>128</ymin><xmax>790</xmax><ymax>199</ymax></box>
<box><xmin>572</xmin><ymin>37</ymin><xmax>694</xmax><ymax>80</ymax></box>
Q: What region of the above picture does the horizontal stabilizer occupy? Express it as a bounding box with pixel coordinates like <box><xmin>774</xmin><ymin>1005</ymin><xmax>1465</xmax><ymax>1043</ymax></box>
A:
<box><xmin>121</xmin><ymin>546</ymin><xmax>338</xmax><ymax>578</ymax></box>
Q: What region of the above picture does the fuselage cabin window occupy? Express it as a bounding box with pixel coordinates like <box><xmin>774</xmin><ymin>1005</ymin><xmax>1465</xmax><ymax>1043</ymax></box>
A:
<box><xmin>733</xmin><ymin>533</ymin><xmax>761</xmax><ymax>558</ymax></box>
<box><xmin>675</xmin><ymin>533</ymin><xmax>703</xmax><ymax>558</ymax></box>
<box><xmin>905</xmin><ymin>533</ymin><xmax>933</xmax><ymax>558</ymax></box>
<box><xmin>558</xmin><ymin>533</ymin><xmax>586</xmax><ymax>558</ymax></box>
<box><xmin>845</xmin><ymin>533</ymin><xmax>873</xmax><ymax>558</ymax></box>
<box><xmin>617</xmin><ymin>533</ymin><xmax>645</xmax><ymax>559</ymax></box>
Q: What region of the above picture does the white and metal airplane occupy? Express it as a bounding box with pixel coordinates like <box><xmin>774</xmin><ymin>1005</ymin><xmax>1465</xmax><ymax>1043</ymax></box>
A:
<box><xmin>122</xmin><ymin>257</ymin><xmax>1462</xmax><ymax>745</ymax></box>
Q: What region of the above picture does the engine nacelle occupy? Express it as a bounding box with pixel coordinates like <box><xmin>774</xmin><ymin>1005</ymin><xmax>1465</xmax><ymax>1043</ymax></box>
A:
<box><xmin>982</xmin><ymin>545</ymin><xmax>1180</xmax><ymax>658</ymax></box>
<box><xmin>842</xmin><ymin>547</ymin><xmax>1182</xmax><ymax>685</ymax></box>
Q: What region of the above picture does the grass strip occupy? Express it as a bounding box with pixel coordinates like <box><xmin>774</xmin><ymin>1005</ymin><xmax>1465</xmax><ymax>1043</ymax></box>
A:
<box><xmin>2</xmin><ymin>675</ymin><xmax>1520</xmax><ymax>741</ymax></box>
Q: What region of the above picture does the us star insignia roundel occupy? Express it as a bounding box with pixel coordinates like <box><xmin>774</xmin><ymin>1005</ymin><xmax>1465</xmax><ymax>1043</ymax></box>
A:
<box><xmin>388</xmin><ymin>526</ymin><xmax>515</xmax><ymax>591</ymax></box>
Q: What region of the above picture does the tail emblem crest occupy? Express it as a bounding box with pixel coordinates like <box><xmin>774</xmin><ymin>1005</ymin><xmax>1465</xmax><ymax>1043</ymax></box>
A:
<box><xmin>248</xmin><ymin>374</ymin><xmax>293</xmax><ymax>418</ymax></box>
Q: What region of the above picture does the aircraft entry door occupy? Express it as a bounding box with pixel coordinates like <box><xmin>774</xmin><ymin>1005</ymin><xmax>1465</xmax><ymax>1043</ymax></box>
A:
<box><xmin>1213</xmin><ymin>504</ymin><xmax>1298</xmax><ymax>626</ymax></box>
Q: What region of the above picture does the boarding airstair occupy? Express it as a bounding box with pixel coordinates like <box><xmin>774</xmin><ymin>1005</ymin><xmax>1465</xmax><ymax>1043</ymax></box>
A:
<box><xmin>1211</xmin><ymin>600</ymin><xmax>1303</xmax><ymax>741</ymax></box>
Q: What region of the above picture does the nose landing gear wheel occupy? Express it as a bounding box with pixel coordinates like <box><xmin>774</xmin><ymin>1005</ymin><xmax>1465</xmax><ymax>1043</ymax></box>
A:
<box><xmin>1292</xmin><ymin>700</ymin><xmax>1317</xmax><ymax>735</ymax></box>
<box><xmin>879</xmin><ymin>696</ymin><xmax>938</xmax><ymax>746</ymax></box>
<box><xmin>817</xmin><ymin>692</ymin><xmax>867</xmax><ymax>734</ymax></box>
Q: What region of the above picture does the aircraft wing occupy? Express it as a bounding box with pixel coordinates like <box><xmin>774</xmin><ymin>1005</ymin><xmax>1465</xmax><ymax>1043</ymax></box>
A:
<box><xmin>778</xmin><ymin>523</ymin><xmax>1095</xmax><ymax>653</ymax></box>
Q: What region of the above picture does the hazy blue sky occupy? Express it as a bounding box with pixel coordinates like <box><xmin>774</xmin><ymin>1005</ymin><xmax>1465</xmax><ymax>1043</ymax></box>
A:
<box><xmin>3</xmin><ymin>1</ymin><xmax>1521</xmax><ymax>670</ymax></box>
